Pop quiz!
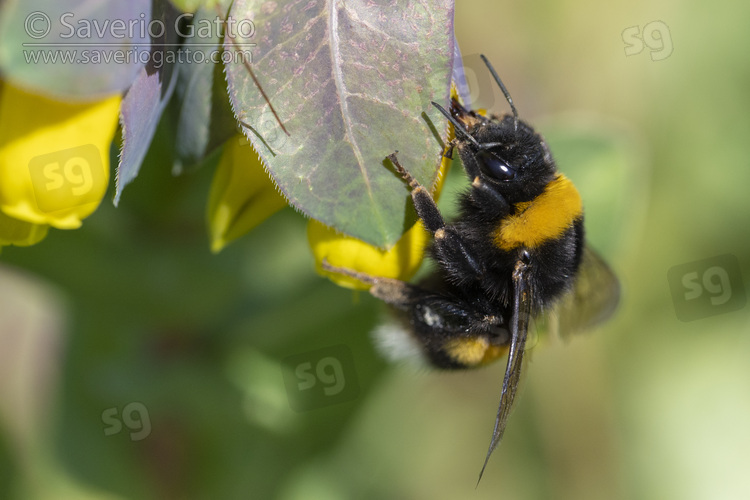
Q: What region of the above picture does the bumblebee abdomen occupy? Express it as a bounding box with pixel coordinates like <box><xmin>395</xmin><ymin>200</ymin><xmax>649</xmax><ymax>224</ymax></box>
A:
<box><xmin>492</xmin><ymin>174</ymin><xmax>582</xmax><ymax>251</ymax></box>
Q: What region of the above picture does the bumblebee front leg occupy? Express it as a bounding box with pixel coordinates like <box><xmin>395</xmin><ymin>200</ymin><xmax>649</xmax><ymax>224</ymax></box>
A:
<box><xmin>387</xmin><ymin>153</ymin><xmax>484</xmax><ymax>279</ymax></box>
<box><xmin>387</xmin><ymin>152</ymin><xmax>445</xmax><ymax>232</ymax></box>
<box><xmin>441</xmin><ymin>139</ymin><xmax>456</xmax><ymax>160</ymax></box>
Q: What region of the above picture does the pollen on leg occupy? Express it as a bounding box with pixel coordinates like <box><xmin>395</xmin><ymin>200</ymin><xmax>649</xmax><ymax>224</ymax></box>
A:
<box><xmin>434</xmin><ymin>228</ymin><xmax>446</xmax><ymax>239</ymax></box>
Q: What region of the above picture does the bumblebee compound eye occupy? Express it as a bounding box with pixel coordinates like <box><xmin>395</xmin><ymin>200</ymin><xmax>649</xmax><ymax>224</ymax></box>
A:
<box><xmin>479</xmin><ymin>152</ymin><xmax>516</xmax><ymax>181</ymax></box>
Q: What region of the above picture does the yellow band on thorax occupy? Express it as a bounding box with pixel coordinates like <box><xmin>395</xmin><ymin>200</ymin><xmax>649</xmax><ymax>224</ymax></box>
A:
<box><xmin>492</xmin><ymin>174</ymin><xmax>582</xmax><ymax>251</ymax></box>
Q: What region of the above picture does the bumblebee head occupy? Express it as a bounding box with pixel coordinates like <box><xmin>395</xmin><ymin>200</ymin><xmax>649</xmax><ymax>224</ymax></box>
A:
<box><xmin>432</xmin><ymin>55</ymin><xmax>557</xmax><ymax>204</ymax></box>
<box><xmin>455</xmin><ymin>107</ymin><xmax>556</xmax><ymax>204</ymax></box>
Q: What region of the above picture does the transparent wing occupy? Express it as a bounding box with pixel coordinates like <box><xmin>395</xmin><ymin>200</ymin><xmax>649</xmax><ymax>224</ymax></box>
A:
<box><xmin>552</xmin><ymin>245</ymin><xmax>620</xmax><ymax>340</ymax></box>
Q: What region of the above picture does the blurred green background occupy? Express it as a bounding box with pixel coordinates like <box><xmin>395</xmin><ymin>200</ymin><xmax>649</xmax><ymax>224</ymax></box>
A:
<box><xmin>2</xmin><ymin>0</ymin><xmax>750</xmax><ymax>499</ymax></box>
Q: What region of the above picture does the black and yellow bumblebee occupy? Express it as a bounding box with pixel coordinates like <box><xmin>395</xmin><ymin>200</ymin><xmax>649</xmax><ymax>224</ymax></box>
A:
<box><xmin>324</xmin><ymin>55</ymin><xmax>619</xmax><ymax>482</ymax></box>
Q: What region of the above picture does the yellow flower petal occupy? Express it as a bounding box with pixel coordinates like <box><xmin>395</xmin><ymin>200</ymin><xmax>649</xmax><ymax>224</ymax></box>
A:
<box><xmin>207</xmin><ymin>135</ymin><xmax>289</xmax><ymax>253</ymax></box>
<box><xmin>0</xmin><ymin>81</ymin><xmax>121</xmax><ymax>229</ymax></box>
<box><xmin>0</xmin><ymin>210</ymin><xmax>48</xmax><ymax>247</ymax></box>
<box><xmin>308</xmin><ymin>217</ymin><xmax>432</xmax><ymax>290</ymax></box>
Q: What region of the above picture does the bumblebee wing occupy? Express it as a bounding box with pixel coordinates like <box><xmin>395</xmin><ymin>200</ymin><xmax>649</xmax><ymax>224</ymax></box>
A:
<box><xmin>477</xmin><ymin>258</ymin><xmax>533</xmax><ymax>484</ymax></box>
<box><xmin>553</xmin><ymin>245</ymin><xmax>620</xmax><ymax>339</ymax></box>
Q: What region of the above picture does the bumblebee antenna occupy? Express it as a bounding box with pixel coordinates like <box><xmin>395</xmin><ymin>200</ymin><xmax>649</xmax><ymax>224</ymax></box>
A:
<box><xmin>480</xmin><ymin>54</ymin><xmax>518</xmax><ymax>132</ymax></box>
<box><xmin>430</xmin><ymin>101</ymin><xmax>482</xmax><ymax>149</ymax></box>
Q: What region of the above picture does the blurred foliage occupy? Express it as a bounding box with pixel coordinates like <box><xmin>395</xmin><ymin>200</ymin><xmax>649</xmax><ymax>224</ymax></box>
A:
<box><xmin>2</xmin><ymin>0</ymin><xmax>750</xmax><ymax>499</ymax></box>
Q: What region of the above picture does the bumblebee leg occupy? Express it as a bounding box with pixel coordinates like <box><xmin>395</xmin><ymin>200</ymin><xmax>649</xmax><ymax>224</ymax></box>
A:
<box><xmin>320</xmin><ymin>259</ymin><xmax>378</xmax><ymax>285</ymax></box>
<box><xmin>433</xmin><ymin>227</ymin><xmax>485</xmax><ymax>278</ymax></box>
<box><xmin>387</xmin><ymin>152</ymin><xmax>484</xmax><ymax>278</ymax></box>
<box><xmin>470</xmin><ymin>176</ymin><xmax>510</xmax><ymax>207</ymax></box>
<box><xmin>387</xmin><ymin>152</ymin><xmax>445</xmax><ymax>232</ymax></box>
<box><xmin>321</xmin><ymin>259</ymin><xmax>484</xmax><ymax>319</ymax></box>
<box><xmin>321</xmin><ymin>259</ymin><xmax>423</xmax><ymax>310</ymax></box>
<box><xmin>442</xmin><ymin>139</ymin><xmax>456</xmax><ymax>159</ymax></box>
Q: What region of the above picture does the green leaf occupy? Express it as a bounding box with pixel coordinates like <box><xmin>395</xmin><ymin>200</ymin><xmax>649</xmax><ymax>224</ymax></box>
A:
<box><xmin>114</xmin><ymin>0</ymin><xmax>180</xmax><ymax>205</ymax></box>
<box><xmin>172</xmin><ymin>7</ymin><xmax>237</xmax><ymax>173</ymax></box>
<box><xmin>224</xmin><ymin>0</ymin><xmax>455</xmax><ymax>248</ymax></box>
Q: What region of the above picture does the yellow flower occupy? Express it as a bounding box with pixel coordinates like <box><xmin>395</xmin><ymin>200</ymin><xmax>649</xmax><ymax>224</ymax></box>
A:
<box><xmin>0</xmin><ymin>209</ymin><xmax>48</xmax><ymax>247</ymax></box>
<box><xmin>207</xmin><ymin>135</ymin><xmax>289</xmax><ymax>253</ymax></box>
<box><xmin>308</xmin><ymin>151</ymin><xmax>451</xmax><ymax>290</ymax></box>
<box><xmin>307</xmin><ymin>218</ymin><xmax>432</xmax><ymax>291</ymax></box>
<box><xmin>0</xmin><ymin>80</ymin><xmax>121</xmax><ymax>248</ymax></box>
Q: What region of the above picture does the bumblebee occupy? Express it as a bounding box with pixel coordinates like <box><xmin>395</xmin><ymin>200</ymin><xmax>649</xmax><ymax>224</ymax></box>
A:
<box><xmin>324</xmin><ymin>55</ymin><xmax>619</xmax><ymax>482</ymax></box>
